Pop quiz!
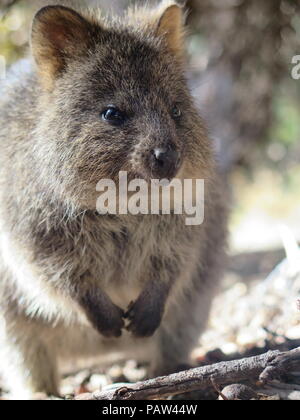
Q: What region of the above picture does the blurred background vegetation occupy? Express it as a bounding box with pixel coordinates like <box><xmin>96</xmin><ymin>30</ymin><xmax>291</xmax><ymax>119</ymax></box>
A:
<box><xmin>0</xmin><ymin>0</ymin><xmax>300</xmax><ymax>253</ymax></box>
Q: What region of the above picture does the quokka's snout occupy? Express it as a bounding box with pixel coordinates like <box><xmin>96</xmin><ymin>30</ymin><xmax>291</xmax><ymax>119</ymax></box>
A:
<box><xmin>131</xmin><ymin>143</ymin><xmax>182</xmax><ymax>180</ymax></box>
<box><xmin>149</xmin><ymin>144</ymin><xmax>181</xmax><ymax>179</ymax></box>
<box><xmin>131</xmin><ymin>133</ymin><xmax>183</xmax><ymax>181</ymax></box>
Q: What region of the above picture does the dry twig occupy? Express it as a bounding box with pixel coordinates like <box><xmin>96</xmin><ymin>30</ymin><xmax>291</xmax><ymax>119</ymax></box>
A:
<box><xmin>76</xmin><ymin>347</ymin><xmax>300</xmax><ymax>400</ymax></box>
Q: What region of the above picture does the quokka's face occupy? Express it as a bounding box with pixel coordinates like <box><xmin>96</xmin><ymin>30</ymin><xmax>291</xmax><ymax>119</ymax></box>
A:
<box><xmin>32</xmin><ymin>4</ymin><xmax>212</xmax><ymax>208</ymax></box>
<box><xmin>51</xmin><ymin>38</ymin><xmax>200</xmax><ymax>182</ymax></box>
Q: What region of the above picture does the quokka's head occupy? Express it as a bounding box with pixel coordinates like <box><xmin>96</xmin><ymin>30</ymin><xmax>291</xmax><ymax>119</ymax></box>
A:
<box><xmin>31</xmin><ymin>0</ymin><xmax>213</xmax><ymax>209</ymax></box>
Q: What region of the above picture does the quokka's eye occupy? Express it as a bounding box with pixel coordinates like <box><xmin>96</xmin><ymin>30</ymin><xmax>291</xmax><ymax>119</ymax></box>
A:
<box><xmin>171</xmin><ymin>105</ymin><xmax>182</xmax><ymax>120</ymax></box>
<box><xmin>101</xmin><ymin>106</ymin><xmax>127</xmax><ymax>126</ymax></box>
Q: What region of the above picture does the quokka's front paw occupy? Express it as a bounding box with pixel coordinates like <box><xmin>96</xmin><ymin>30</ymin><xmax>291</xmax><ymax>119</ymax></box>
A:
<box><xmin>125</xmin><ymin>299</ymin><xmax>163</xmax><ymax>338</ymax></box>
<box><xmin>87</xmin><ymin>302</ymin><xmax>125</xmax><ymax>338</ymax></box>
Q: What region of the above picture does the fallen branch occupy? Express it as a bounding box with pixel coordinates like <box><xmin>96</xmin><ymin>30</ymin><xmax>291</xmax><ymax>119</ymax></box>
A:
<box><xmin>76</xmin><ymin>346</ymin><xmax>300</xmax><ymax>400</ymax></box>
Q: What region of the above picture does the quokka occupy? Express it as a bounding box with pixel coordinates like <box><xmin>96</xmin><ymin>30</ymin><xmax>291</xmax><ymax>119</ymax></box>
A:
<box><xmin>0</xmin><ymin>0</ymin><xmax>227</xmax><ymax>399</ymax></box>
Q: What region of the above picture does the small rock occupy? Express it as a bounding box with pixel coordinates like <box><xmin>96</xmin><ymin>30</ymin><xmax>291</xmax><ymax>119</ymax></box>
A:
<box><xmin>89</xmin><ymin>374</ymin><xmax>109</xmax><ymax>391</ymax></box>
<box><xmin>218</xmin><ymin>384</ymin><xmax>258</xmax><ymax>400</ymax></box>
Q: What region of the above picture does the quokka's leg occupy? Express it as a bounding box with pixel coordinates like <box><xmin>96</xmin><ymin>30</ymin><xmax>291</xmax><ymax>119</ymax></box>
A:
<box><xmin>150</xmin><ymin>273</ymin><xmax>219</xmax><ymax>377</ymax></box>
<box><xmin>0</xmin><ymin>316</ymin><xmax>59</xmax><ymax>399</ymax></box>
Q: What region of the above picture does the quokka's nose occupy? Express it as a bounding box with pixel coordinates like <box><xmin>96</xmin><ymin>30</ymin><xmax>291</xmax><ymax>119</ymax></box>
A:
<box><xmin>150</xmin><ymin>146</ymin><xmax>180</xmax><ymax>179</ymax></box>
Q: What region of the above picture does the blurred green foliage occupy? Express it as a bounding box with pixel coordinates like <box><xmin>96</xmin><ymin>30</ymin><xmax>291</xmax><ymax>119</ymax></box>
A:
<box><xmin>0</xmin><ymin>1</ymin><xmax>31</xmax><ymax>65</ymax></box>
<box><xmin>273</xmin><ymin>98</ymin><xmax>300</xmax><ymax>147</ymax></box>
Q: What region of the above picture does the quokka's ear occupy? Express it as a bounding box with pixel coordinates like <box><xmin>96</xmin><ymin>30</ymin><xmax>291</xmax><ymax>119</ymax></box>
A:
<box><xmin>156</xmin><ymin>2</ymin><xmax>185</xmax><ymax>57</ymax></box>
<box><xmin>31</xmin><ymin>6</ymin><xmax>93</xmax><ymax>90</ymax></box>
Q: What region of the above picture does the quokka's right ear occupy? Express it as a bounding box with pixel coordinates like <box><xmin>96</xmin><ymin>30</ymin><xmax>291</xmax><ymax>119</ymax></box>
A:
<box><xmin>31</xmin><ymin>6</ymin><xmax>93</xmax><ymax>91</ymax></box>
<box><xmin>156</xmin><ymin>1</ymin><xmax>186</xmax><ymax>57</ymax></box>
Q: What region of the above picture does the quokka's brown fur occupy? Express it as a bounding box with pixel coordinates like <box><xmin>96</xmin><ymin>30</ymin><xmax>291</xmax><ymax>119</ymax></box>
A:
<box><xmin>0</xmin><ymin>0</ymin><xmax>227</xmax><ymax>399</ymax></box>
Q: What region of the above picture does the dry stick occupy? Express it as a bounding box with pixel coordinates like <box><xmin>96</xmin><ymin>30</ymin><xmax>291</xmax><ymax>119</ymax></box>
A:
<box><xmin>76</xmin><ymin>347</ymin><xmax>300</xmax><ymax>400</ymax></box>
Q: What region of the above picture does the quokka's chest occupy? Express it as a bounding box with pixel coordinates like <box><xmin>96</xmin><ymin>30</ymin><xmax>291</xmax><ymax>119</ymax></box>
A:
<box><xmin>83</xmin><ymin>225</ymin><xmax>157</xmax><ymax>284</ymax></box>
<box><xmin>69</xmin><ymin>222</ymin><xmax>161</xmax><ymax>308</ymax></box>
<box><xmin>35</xmin><ymin>214</ymin><xmax>192</xmax><ymax>289</ymax></box>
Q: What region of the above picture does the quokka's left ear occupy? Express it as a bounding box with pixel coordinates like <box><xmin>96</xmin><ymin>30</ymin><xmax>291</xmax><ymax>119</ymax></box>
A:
<box><xmin>156</xmin><ymin>1</ymin><xmax>186</xmax><ymax>57</ymax></box>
